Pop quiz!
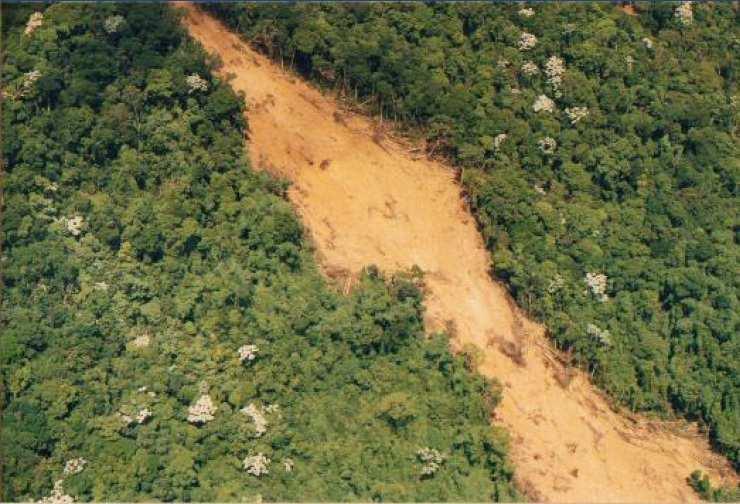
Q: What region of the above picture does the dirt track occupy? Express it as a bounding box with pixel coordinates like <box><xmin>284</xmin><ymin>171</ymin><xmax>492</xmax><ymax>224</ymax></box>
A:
<box><xmin>178</xmin><ymin>5</ymin><xmax>737</xmax><ymax>501</ymax></box>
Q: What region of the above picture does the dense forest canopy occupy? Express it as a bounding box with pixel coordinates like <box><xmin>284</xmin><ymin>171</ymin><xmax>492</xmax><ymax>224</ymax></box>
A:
<box><xmin>0</xmin><ymin>4</ymin><xmax>518</xmax><ymax>501</ymax></box>
<box><xmin>204</xmin><ymin>1</ymin><xmax>739</xmax><ymax>467</ymax></box>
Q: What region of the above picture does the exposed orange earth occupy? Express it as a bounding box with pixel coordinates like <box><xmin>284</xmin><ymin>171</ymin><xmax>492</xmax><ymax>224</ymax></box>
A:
<box><xmin>177</xmin><ymin>4</ymin><xmax>737</xmax><ymax>501</ymax></box>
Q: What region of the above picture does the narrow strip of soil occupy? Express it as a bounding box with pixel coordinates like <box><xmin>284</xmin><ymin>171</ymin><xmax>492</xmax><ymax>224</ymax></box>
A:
<box><xmin>178</xmin><ymin>4</ymin><xmax>737</xmax><ymax>501</ymax></box>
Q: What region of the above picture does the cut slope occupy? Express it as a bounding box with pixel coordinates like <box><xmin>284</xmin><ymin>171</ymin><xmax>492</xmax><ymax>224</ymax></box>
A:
<box><xmin>178</xmin><ymin>5</ymin><xmax>737</xmax><ymax>502</ymax></box>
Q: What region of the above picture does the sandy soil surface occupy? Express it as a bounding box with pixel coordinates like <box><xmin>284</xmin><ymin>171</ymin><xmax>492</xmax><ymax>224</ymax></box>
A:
<box><xmin>178</xmin><ymin>5</ymin><xmax>737</xmax><ymax>502</ymax></box>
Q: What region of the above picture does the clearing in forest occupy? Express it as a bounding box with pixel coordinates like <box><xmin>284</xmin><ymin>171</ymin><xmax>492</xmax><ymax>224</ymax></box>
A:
<box><xmin>178</xmin><ymin>4</ymin><xmax>736</xmax><ymax>502</ymax></box>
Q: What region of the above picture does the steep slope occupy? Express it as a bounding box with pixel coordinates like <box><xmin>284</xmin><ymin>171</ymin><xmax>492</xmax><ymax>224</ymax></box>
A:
<box><xmin>3</xmin><ymin>4</ymin><xmax>519</xmax><ymax>501</ymax></box>
<box><xmin>178</xmin><ymin>4</ymin><xmax>736</xmax><ymax>502</ymax></box>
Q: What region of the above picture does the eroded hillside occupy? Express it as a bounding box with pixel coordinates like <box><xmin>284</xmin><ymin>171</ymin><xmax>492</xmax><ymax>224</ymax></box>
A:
<box><xmin>178</xmin><ymin>4</ymin><xmax>736</xmax><ymax>502</ymax></box>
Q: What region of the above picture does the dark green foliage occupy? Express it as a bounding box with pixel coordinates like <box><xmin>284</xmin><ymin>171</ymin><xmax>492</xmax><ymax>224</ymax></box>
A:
<box><xmin>688</xmin><ymin>470</ymin><xmax>740</xmax><ymax>502</ymax></box>
<box><xmin>1</xmin><ymin>4</ymin><xmax>517</xmax><ymax>501</ymax></box>
<box><xmin>205</xmin><ymin>2</ymin><xmax>739</xmax><ymax>466</ymax></box>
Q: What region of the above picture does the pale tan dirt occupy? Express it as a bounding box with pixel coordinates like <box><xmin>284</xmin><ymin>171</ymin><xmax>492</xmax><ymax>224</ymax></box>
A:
<box><xmin>618</xmin><ymin>4</ymin><xmax>639</xmax><ymax>16</ymax></box>
<box><xmin>178</xmin><ymin>5</ymin><xmax>737</xmax><ymax>502</ymax></box>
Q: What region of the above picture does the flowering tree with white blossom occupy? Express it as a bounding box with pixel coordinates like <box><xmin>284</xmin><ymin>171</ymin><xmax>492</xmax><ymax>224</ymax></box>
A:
<box><xmin>238</xmin><ymin>344</ymin><xmax>259</xmax><ymax>363</ymax></box>
<box><xmin>63</xmin><ymin>458</ymin><xmax>87</xmax><ymax>476</ymax></box>
<box><xmin>417</xmin><ymin>447</ymin><xmax>445</xmax><ymax>477</ymax></box>
<box><xmin>675</xmin><ymin>2</ymin><xmax>693</xmax><ymax>26</ymax></box>
<box><xmin>520</xmin><ymin>61</ymin><xmax>539</xmax><ymax>76</ymax></box>
<box><xmin>518</xmin><ymin>32</ymin><xmax>537</xmax><ymax>51</ymax></box>
<box><xmin>565</xmin><ymin>107</ymin><xmax>589</xmax><ymax>125</ymax></box>
<box><xmin>584</xmin><ymin>272</ymin><xmax>608</xmax><ymax>302</ymax></box>
<box><xmin>38</xmin><ymin>480</ymin><xmax>74</xmax><ymax>504</ymax></box>
<box><xmin>538</xmin><ymin>137</ymin><xmax>557</xmax><ymax>154</ymax></box>
<box><xmin>24</xmin><ymin>12</ymin><xmax>44</xmax><ymax>36</ymax></box>
<box><xmin>241</xmin><ymin>403</ymin><xmax>268</xmax><ymax>436</ymax></box>
<box><xmin>532</xmin><ymin>95</ymin><xmax>555</xmax><ymax>113</ymax></box>
<box><xmin>544</xmin><ymin>56</ymin><xmax>565</xmax><ymax>92</ymax></box>
<box><xmin>187</xmin><ymin>395</ymin><xmax>216</xmax><ymax>424</ymax></box>
<box><xmin>104</xmin><ymin>15</ymin><xmax>125</xmax><ymax>34</ymax></box>
<box><xmin>243</xmin><ymin>453</ymin><xmax>271</xmax><ymax>476</ymax></box>
<box><xmin>518</xmin><ymin>8</ymin><xmax>534</xmax><ymax>18</ymax></box>
<box><xmin>186</xmin><ymin>74</ymin><xmax>209</xmax><ymax>94</ymax></box>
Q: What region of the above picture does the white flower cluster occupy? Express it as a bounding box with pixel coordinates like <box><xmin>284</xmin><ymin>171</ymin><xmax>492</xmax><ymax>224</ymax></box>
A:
<box><xmin>131</xmin><ymin>333</ymin><xmax>150</xmax><ymax>348</ymax></box>
<box><xmin>532</xmin><ymin>94</ymin><xmax>555</xmax><ymax>113</ymax></box>
<box><xmin>93</xmin><ymin>282</ymin><xmax>109</xmax><ymax>291</ymax></box>
<box><xmin>25</xmin><ymin>12</ymin><xmax>44</xmax><ymax>36</ymax></box>
<box><xmin>104</xmin><ymin>15</ymin><xmax>125</xmax><ymax>34</ymax></box>
<box><xmin>417</xmin><ymin>447</ymin><xmax>445</xmax><ymax>476</ymax></box>
<box><xmin>565</xmin><ymin>106</ymin><xmax>589</xmax><ymax>124</ymax></box>
<box><xmin>518</xmin><ymin>32</ymin><xmax>537</xmax><ymax>51</ymax></box>
<box><xmin>120</xmin><ymin>407</ymin><xmax>152</xmax><ymax>426</ymax></box>
<box><xmin>21</xmin><ymin>70</ymin><xmax>43</xmax><ymax>97</ymax></box>
<box><xmin>586</xmin><ymin>323</ymin><xmax>612</xmax><ymax>347</ymax></box>
<box><xmin>39</xmin><ymin>178</ymin><xmax>58</xmax><ymax>192</ymax></box>
<box><xmin>493</xmin><ymin>133</ymin><xmax>508</xmax><ymax>150</ymax></box>
<box><xmin>518</xmin><ymin>7</ymin><xmax>535</xmax><ymax>18</ymax></box>
<box><xmin>547</xmin><ymin>274</ymin><xmax>564</xmax><ymax>294</ymax></box>
<box><xmin>533</xmin><ymin>184</ymin><xmax>546</xmax><ymax>195</ymax></box>
<box><xmin>186</xmin><ymin>74</ymin><xmax>209</xmax><ymax>94</ymax></box>
<box><xmin>241</xmin><ymin>403</ymin><xmax>268</xmax><ymax>437</ymax></box>
<box><xmin>187</xmin><ymin>394</ymin><xmax>216</xmax><ymax>424</ymax></box>
<box><xmin>642</xmin><ymin>37</ymin><xmax>654</xmax><ymax>50</ymax></box>
<box><xmin>538</xmin><ymin>137</ymin><xmax>557</xmax><ymax>154</ymax></box>
<box><xmin>545</xmin><ymin>55</ymin><xmax>565</xmax><ymax>91</ymax></box>
<box><xmin>283</xmin><ymin>458</ymin><xmax>294</xmax><ymax>472</ymax></box>
<box><xmin>585</xmin><ymin>272</ymin><xmax>608</xmax><ymax>301</ymax></box>
<box><xmin>675</xmin><ymin>2</ymin><xmax>693</xmax><ymax>26</ymax></box>
<box><xmin>136</xmin><ymin>408</ymin><xmax>153</xmax><ymax>424</ymax></box>
<box><xmin>520</xmin><ymin>61</ymin><xmax>539</xmax><ymax>76</ymax></box>
<box><xmin>64</xmin><ymin>215</ymin><xmax>84</xmax><ymax>236</ymax></box>
<box><xmin>625</xmin><ymin>55</ymin><xmax>635</xmax><ymax>71</ymax></box>
<box><xmin>497</xmin><ymin>59</ymin><xmax>510</xmax><ymax>69</ymax></box>
<box><xmin>39</xmin><ymin>480</ymin><xmax>74</xmax><ymax>504</ymax></box>
<box><xmin>238</xmin><ymin>344</ymin><xmax>259</xmax><ymax>363</ymax></box>
<box><xmin>63</xmin><ymin>458</ymin><xmax>87</xmax><ymax>476</ymax></box>
<box><xmin>244</xmin><ymin>453</ymin><xmax>271</xmax><ymax>476</ymax></box>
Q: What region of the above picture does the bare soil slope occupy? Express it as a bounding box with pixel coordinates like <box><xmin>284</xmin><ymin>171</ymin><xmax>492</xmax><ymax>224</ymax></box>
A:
<box><xmin>179</xmin><ymin>5</ymin><xmax>736</xmax><ymax>501</ymax></box>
